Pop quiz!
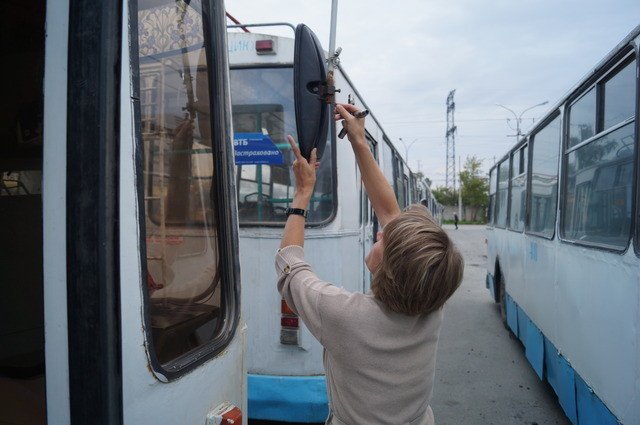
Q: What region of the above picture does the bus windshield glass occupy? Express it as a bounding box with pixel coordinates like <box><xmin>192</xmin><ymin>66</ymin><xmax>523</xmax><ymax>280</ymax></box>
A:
<box><xmin>230</xmin><ymin>67</ymin><xmax>335</xmax><ymax>225</ymax></box>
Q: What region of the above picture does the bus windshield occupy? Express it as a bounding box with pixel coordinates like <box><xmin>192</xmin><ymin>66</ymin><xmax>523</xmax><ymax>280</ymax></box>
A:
<box><xmin>230</xmin><ymin>67</ymin><xmax>334</xmax><ymax>225</ymax></box>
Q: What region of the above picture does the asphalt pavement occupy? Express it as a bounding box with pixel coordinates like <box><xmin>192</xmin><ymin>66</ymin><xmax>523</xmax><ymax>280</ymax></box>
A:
<box><xmin>430</xmin><ymin>224</ymin><xmax>570</xmax><ymax>425</ymax></box>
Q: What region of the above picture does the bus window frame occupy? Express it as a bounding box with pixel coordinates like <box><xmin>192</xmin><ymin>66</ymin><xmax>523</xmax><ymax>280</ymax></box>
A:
<box><xmin>488</xmin><ymin>166</ymin><xmax>497</xmax><ymax>227</ymax></box>
<box><xmin>130</xmin><ymin>0</ymin><xmax>241</xmax><ymax>380</ymax></box>
<box><xmin>403</xmin><ymin>173</ymin><xmax>410</xmax><ymax>206</ymax></box>
<box><xmin>559</xmin><ymin>48</ymin><xmax>638</xmax><ymax>254</ymax></box>
<box><xmin>229</xmin><ymin>64</ymin><xmax>338</xmax><ymax>228</ymax></box>
<box><xmin>524</xmin><ymin>111</ymin><xmax>562</xmax><ymax>240</ymax></box>
<box><xmin>507</xmin><ymin>139</ymin><xmax>528</xmax><ymax>233</ymax></box>
<box><xmin>381</xmin><ymin>137</ymin><xmax>395</xmax><ymax>192</ymax></box>
<box><xmin>365</xmin><ymin>132</ymin><xmax>380</xmax><ymax>239</ymax></box>
<box><xmin>391</xmin><ymin>150</ymin><xmax>406</xmax><ymax>208</ymax></box>
<box><xmin>494</xmin><ymin>156</ymin><xmax>511</xmax><ymax>229</ymax></box>
<box><xmin>359</xmin><ymin>132</ymin><xmax>378</xmax><ymax>226</ymax></box>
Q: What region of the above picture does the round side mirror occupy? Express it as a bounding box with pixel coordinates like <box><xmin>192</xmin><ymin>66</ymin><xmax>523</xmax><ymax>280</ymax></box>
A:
<box><xmin>293</xmin><ymin>24</ymin><xmax>329</xmax><ymax>161</ymax></box>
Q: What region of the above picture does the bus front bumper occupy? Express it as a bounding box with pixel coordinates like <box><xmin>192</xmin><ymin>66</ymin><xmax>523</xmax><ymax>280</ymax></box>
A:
<box><xmin>248</xmin><ymin>373</ymin><xmax>329</xmax><ymax>422</ymax></box>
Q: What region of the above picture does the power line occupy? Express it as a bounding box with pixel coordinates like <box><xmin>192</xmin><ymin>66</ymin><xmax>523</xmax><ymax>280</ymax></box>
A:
<box><xmin>382</xmin><ymin>116</ymin><xmax>542</xmax><ymax>125</ymax></box>
<box><xmin>404</xmin><ymin>135</ymin><xmax>516</xmax><ymax>141</ymax></box>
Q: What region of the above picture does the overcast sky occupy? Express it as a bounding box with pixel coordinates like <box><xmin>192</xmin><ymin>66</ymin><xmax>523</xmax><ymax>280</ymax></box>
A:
<box><xmin>226</xmin><ymin>0</ymin><xmax>640</xmax><ymax>186</ymax></box>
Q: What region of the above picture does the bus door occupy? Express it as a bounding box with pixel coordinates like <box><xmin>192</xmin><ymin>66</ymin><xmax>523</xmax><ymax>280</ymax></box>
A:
<box><xmin>361</xmin><ymin>136</ymin><xmax>378</xmax><ymax>291</ymax></box>
<box><xmin>121</xmin><ymin>1</ymin><xmax>245</xmax><ymax>424</ymax></box>
<box><xmin>39</xmin><ymin>1</ymin><xmax>244</xmax><ymax>424</ymax></box>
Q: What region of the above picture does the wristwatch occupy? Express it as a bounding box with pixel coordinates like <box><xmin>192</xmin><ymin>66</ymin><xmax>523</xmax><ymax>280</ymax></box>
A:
<box><xmin>285</xmin><ymin>207</ymin><xmax>308</xmax><ymax>218</ymax></box>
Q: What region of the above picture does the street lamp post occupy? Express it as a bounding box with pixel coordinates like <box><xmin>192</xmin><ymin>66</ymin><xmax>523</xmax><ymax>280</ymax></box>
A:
<box><xmin>496</xmin><ymin>101</ymin><xmax>549</xmax><ymax>141</ymax></box>
<box><xmin>399</xmin><ymin>137</ymin><xmax>418</xmax><ymax>166</ymax></box>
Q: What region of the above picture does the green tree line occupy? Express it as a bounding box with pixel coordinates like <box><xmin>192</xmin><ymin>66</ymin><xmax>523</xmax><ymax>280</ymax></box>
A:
<box><xmin>432</xmin><ymin>156</ymin><xmax>489</xmax><ymax>222</ymax></box>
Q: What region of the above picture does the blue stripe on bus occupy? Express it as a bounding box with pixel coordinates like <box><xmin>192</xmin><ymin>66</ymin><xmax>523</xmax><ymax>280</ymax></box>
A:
<box><xmin>524</xmin><ymin>319</ymin><xmax>544</xmax><ymax>380</ymax></box>
<box><xmin>486</xmin><ymin>273</ymin><xmax>620</xmax><ymax>425</ymax></box>
<box><xmin>575</xmin><ymin>374</ymin><xmax>619</xmax><ymax>425</ymax></box>
<box><xmin>516</xmin><ymin>305</ymin><xmax>528</xmax><ymax>344</ymax></box>
<box><xmin>248</xmin><ymin>374</ymin><xmax>329</xmax><ymax>422</ymax></box>
<box><xmin>544</xmin><ymin>337</ymin><xmax>578</xmax><ymax>424</ymax></box>
<box><xmin>489</xmin><ymin>284</ymin><xmax>621</xmax><ymax>425</ymax></box>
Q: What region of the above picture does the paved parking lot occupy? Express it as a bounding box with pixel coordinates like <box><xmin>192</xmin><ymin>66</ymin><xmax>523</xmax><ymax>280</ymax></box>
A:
<box><xmin>430</xmin><ymin>225</ymin><xmax>569</xmax><ymax>425</ymax></box>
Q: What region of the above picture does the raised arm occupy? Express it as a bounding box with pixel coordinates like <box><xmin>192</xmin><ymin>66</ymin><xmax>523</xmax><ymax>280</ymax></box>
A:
<box><xmin>279</xmin><ymin>136</ymin><xmax>318</xmax><ymax>249</ymax></box>
<box><xmin>335</xmin><ymin>103</ymin><xmax>401</xmax><ymax>228</ymax></box>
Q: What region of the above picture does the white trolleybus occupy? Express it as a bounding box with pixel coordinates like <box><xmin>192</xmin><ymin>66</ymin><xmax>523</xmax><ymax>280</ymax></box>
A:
<box><xmin>0</xmin><ymin>1</ymin><xmax>330</xmax><ymax>424</ymax></box>
<box><xmin>486</xmin><ymin>25</ymin><xmax>640</xmax><ymax>425</ymax></box>
<box><xmin>225</xmin><ymin>25</ymin><xmax>435</xmax><ymax>422</ymax></box>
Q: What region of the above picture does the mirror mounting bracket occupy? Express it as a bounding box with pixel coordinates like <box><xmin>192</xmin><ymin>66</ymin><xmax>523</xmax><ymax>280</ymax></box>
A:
<box><xmin>318</xmin><ymin>71</ymin><xmax>340</xmax><ymax>104</ymax></box>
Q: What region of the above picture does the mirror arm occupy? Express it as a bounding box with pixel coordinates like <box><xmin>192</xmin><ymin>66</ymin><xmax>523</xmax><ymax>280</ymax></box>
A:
<box><xmin>319</xmin><ymin>71</ymin><xmax>340</xmax><ymax>104</ymax></box>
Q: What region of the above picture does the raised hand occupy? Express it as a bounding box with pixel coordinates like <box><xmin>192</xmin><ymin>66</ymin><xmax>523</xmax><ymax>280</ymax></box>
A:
<box><xmin>335</xmin><ymin>103</ymin><xmax>366</xmax><ymax>145</ymax></box>
<box><xmin>287</xmin><ymin>135</ymin><xmax>319</xmax><ymax>196</ymax></box>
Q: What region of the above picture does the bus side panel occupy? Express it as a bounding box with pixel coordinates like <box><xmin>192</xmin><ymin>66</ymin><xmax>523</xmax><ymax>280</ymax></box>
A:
<box><xmin>240</xmin><ymin>232</ymin><xmax>362</xmax><ymax>374</ymax></box>
<box><xmin>554</xmin><ymin>244</ymin><xmax>638</xmax><ymax>424</ymax></box>
<box><xmin>492</xmin><ymin>230</ymin><xmax>514</xmax><ymax>299</ymax></box>
<box><xmin>521</xmin><ymin>235</ymin><xmax>558</xmax><ymax>348</ymax></box>
<box><xmin>503</xmin><ymin>232</ymin><xmax>527</xmax><ymax>308</ymax></box>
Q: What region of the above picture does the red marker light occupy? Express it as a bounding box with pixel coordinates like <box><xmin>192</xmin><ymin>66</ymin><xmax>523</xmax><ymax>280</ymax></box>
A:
<box><xmin>255</xmin><ymin>39</ymin><xmax>274</xmax><ymax>54</ymax></box>
<box><xmin>280</xmin><ymin>299</ymin><xmax>299</xmax><ymax>345</ymax></box>
<box><xmin>281</xmin><ymin>317</ymin><xmax>299</xmax><ymax>328</ymax></box>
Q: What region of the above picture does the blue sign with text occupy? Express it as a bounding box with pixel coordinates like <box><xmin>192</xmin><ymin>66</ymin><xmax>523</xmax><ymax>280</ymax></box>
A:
<box><xmin>233</xmin><ymin>132</ymin><xmax>284</xmax><ymax>165</ymax></box>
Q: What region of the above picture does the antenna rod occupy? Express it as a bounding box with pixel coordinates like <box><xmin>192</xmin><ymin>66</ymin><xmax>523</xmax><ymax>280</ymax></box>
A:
<box><xmin>226</xmin><ymin>12</ymin><xmax>250</xmax><ymax>33</ymax></box>
<box><xmin>328</xmin><ymin>0</ymin><xmax>339</xmax><ymax>71</ymax></box>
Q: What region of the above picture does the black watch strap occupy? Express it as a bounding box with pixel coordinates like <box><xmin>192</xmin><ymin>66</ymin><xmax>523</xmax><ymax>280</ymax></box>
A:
<box><xmin>285</xmin><ymin>207</ymin><xmax>308</xmax><ymax>218</ymax></box>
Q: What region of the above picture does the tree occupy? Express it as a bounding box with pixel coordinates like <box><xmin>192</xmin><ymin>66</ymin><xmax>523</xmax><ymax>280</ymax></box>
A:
<box><xmin>432</xmin><ymin>186</ymin><xmax>457</xmax><ymax>206</ymax></box>
<box><xmin>459</xmin><ymin>156</ymin><xmax>489</xmax><ymax>221</ymax></box>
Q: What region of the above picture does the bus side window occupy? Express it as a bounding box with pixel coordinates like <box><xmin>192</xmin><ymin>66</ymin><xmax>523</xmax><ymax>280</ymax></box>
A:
<box><xmin>382</xmin><ymin>141</ymin><xmax>395</xmax><ymax>196</ymax></box>
<box><xmin>495</xmin><ymin>159</ymin><xmax>510</xmax><ymax>228</ymax></box>
<box><xmin>527</xmin><ymin>116</ymin><xmax>560</xmax><ymax>237</ymax></box>
<box><xmin>562</xmin><ymin>58</ymin><xmax>636</xmax><ymax>249</ymax></box>
<box><xmin>508</xmin><ymin>144</ymin><xmax>527</xmax><ymax>232</ymax></box>
<box><xmin>488</xmin><ymin>168</ymin><xmax>497</xmax><ymax>225</ymax></box>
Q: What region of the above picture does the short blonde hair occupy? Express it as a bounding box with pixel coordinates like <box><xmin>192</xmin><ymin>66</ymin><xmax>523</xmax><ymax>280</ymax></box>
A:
<box><xmin>371</xmin><ymin>205</ymin><xmax>463</xmax><ymax>316</ymax></box>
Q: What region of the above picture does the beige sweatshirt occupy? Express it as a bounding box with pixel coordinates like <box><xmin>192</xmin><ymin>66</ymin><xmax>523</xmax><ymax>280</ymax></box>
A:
<box><xmin>276</xmin><ymin>245</ymin><xmax>443</xmax><ymax>425</ymax></box>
